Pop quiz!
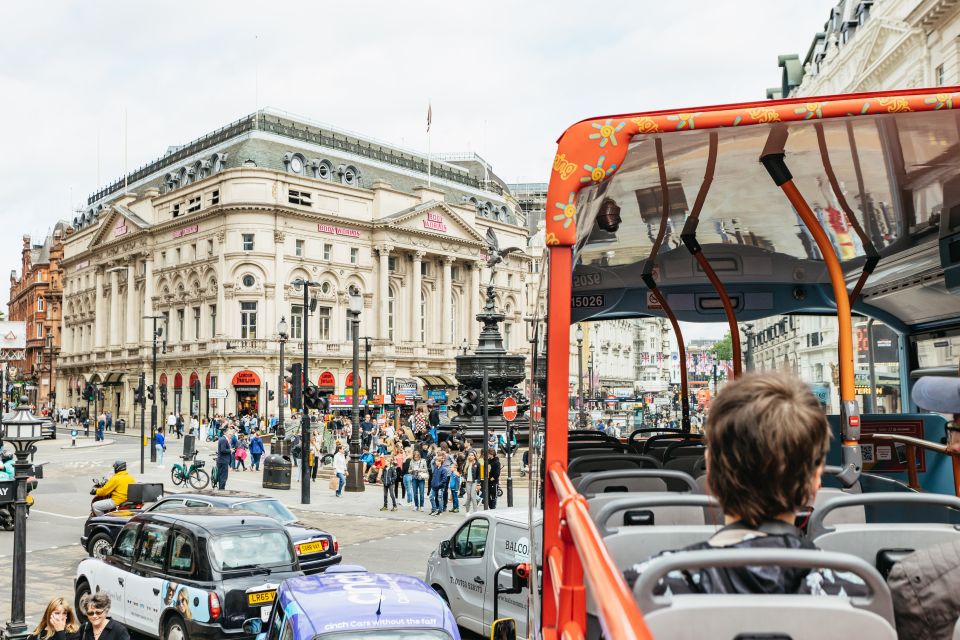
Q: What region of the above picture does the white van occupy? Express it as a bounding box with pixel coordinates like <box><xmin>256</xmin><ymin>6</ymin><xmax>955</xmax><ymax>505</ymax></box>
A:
<box><xmin>426</xmin><ymin>507</ymin><xmax>542</xmax><ymax>638</ymax></box>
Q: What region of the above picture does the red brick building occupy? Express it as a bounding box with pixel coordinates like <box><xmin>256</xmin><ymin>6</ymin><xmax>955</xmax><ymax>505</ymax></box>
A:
<box><xmin>8</xmin><ymin>224</ymin><xmax>67</xmax><ymax>409</ymax></box>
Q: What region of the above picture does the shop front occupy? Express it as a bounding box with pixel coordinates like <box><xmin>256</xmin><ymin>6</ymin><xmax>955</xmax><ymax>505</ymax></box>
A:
<box><xmin>232</xmin><ymin>370</ymin><xmax>261</xmax><ymax>416</ymax></box>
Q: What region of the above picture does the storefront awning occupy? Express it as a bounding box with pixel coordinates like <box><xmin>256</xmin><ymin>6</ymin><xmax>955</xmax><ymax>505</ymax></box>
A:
<box><xmin>417</xmin><ymin>374</ymin><xmax>457</xmax><ymax>388</ymax></box>
<box><xmin>102</xmin><ymin>372</ymin><xmax>125</xmax><ymax>386</ymax></box>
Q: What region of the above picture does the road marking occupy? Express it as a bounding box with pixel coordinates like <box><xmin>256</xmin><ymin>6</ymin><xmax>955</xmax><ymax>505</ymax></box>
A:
<box><xmin>30</xmin><ymin>509</ymin><xmax>87</xmax><ymax>519</ymax></box>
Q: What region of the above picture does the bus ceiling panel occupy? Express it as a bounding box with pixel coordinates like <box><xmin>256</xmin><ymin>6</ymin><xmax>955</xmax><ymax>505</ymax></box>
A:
<box><xmin>574</xmin><ymin>109</ymin><xmax>960</xmax><ymax>273</ymax></box>
<box><xmin>867</xmin><ymin>277</ymin><xmax>960</xmax><ymax>328</ymax></box>
<box><xmin>859</xmin><ymin>239</ymin><xmax>939</xmax><ymax>292</ymax></box>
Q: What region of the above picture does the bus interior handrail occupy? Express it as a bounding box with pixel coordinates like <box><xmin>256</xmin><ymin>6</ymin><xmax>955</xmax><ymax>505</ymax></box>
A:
<box><xmin>869</xmin><ymin>432</ymin><xmax>960</xmax><ymax>496</ymax></box>
<box><xmin>547</xmin><ymin>461</ymin><xmax>652</xmax><ymax>640</ymax></box>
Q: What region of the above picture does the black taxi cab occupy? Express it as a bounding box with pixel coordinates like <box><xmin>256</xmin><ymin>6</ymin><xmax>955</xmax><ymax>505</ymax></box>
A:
<box><xmin>75</xmin><ymin>509</ymin><xmax>303</xmax><ymax>640</ymax></box>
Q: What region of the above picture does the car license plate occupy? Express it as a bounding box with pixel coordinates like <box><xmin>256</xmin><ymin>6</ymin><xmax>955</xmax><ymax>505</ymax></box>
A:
<box><xmin>297</xmin><ymin>540</ymin><xmax>328</xmax><ymax>555</ymax></box>
<box><xmin>247</xmin><ymin>590</ymin><xmax>276</xmax><ymax>606</ymax></box>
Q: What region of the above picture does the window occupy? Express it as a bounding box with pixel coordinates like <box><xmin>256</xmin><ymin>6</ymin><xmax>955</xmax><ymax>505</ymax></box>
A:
<box><xmin>507</xmin><ymin>273</ymin><xmax>513</xmax><ymax>288</ymax></box>
<box><xmin>937</xmin><ymin>64</ymin><xmax>945</xmax><ymax>86</ymax></box>
<box><xmin>295</xmin><ymin>239</ymin><xmax>304</xmax><ymax>257</ymax></box>
<box><xmin>451</xmin><ymin>265</ymin><xmax>460</xmax><ymax>280</ymax></box>
<box><xmin>193</xmin><ymin>307</ymin><xmax>201</xmax><ymax>339</ymax></box>
<box><xmin>175</xmin><ymin>248</ymin><xmax>181</xmax><ymax>263</ymax></box>
<box><xmin>36</xmin><ymin>271</ymin><xmax>44</xmax><ymax>282</ymax></box>
<box><xmin>242</xmin><ymin>274</ymin><xmax>256</xmax><ymax>288</ymax></box>
<box><xmin>160</xmin><ymin>251</ymin><xmax>167</xmax><ymax>266</ymax></box>
<box><xmin>177</xmin><ymin>309</ymin><xmax>185</xmax><ymax>341</ymax></box>
<box><xmin>207</xmin><ymin>239</ymin><xmax>214</xmax><ymax>256</ymax></box>
<box><xmin>36</xmin><ymin>324</ymin><xmax>42</xmax><ymax>339</ymax></box>
<box><xmin>210</xmin><ymin>190</ymin><xmax>220</xmax><ymax>205</ymax></box>
<box><xmin>37</xmin><ymin>297</ymin><xmax>44</xmax><ymax>312</ymax></box>
<box><xmin>317</xmin><ymin>306</ymin><xmax>331</xmax><ymax>341</ymax></box>
<box><xmin>504</xmin><ymin>322</ymin><xmax>511</xmax><ymax>351</ymax></box>
<box><xmin>242</xmin><ymin>233</ymin><xmax>254</xmax><ymax>251</ymax></box>
<box><xmin>113</xmin><ymin>526</ymin><xmax>138</xmax><ymax>562</ymax></box>
<box><xmin>187</xmin><ymin>196</ymin><xmax>201</xmax><ymax>213</ymax></box>
<box><xmin>453</xmin><ymin>519</ymin><xmax>489</xmax><ymax>558</ymax></box>
<box><xmin>288</xmin><ymin>189</ymin><xmax>312</xmax><ymax>206</ymax></box>
<box><xmin>345</xmin><ymin>309</ymin><xmax>354</xmax><ymax>341</ymax></box>
<box><xmin>172</xmin><ymin>204</ymin><xmax>180</xmax><ymax>218</ymax></box>
<box><xmin>210</xmin><ymin>304</ymin><xmax>216</xmax><ymax>337</ymax></box>
<box><xmin>190</xmin><ymin>243</ymin><xmax>197</xmax><ymax>261</ymax></box>
<box><xmin>421</xmin><ymin>262</ymin><xmax>429</xmax><ymax>276</ymax></box>
<box><xmin>419</xmin><ymin>295</ymin><xmax>426</xmax><ymax>342</ymax></box>
<box><xmin>387</xmin><ymin>291</ymin><xmax>395</xmax><ymax>341</ymax></box>
<box><xmin>136</xmin><ymin>524</ymin><xmax>169</xmax><ymax>569</ymax></box>
<box><xmin>320</xmin><ymin>281</ymin><xmax>332</xmax><ymax>295</ymax></box>
<box><xmin>323</xmin><ymin>244</ymin><xmax>332</xmax><ymax>261</ymax></box>
<box><xmin>168</xmin><ymin>531</ymin><xmax>195</xmax><ymax>575</ymax></box>
<box><xmin>290</xmin><ymin>305</ymin><xmax>303</xmax><ymax>340</ymax></box>
<box><xmin>350</xmin><ymin>248</ymin><xmax>359</xmax><ymax>264</ymax></box>
<box><xmin>149</xmin><ymin>499</ymin><xmax>184</xmax><ymax>512</ymax></box>
<box><xmin>240</xmin><ymin>301</ymin><xmax>258</xmax><ymax>339</ymax></box>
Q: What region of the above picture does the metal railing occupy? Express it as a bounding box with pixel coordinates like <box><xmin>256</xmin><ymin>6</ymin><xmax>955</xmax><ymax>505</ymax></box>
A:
<box><xmin>546</xmin><ymin>462</ymin><xmax>652</xmax><ymax>640</ymax></box>
<box><xmin>870</xmin><ymin>433</ymin><xmax>960</xmax><ymax>496</ymax></box>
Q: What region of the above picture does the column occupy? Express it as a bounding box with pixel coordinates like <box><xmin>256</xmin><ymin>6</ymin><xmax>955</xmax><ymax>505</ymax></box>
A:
<box><xmin>441</xmin><ymin>256</ymin><xmax>453</xmax><ymax>344</ymax></box>
<box><xmin>94</xmin><ymin>269</ymin><xmax>106</xmax><ymax>349</ymax></box>
<box><xmin>109</xmin><ymin>269</ymin><xmax>121</xmax><ymax>347</ymax></box>
<box><xmin>411</xmin><ymin>251</ymin><xmax>423</xmax><ymax>342</ymax></box>
<box><xmin>125</xmin><ymin>265</ymin><xmax>137</xmax><ymax>346</ymax></box>
<box><xmin>377</xmin><ymin>245</ymin><xmax>391</xmax><ymax>340</ymax></box>
<box><xmin>143</xmin><ymin>255</ymin><xmax>154</xmax><ymax>345</ymax></box>
<box><xmin>217</xmin><ymin>234</ymin><xmax>228</xmax><ymax>338</ymax></box>
<box><xmin>274</xmin><ymin>230</ymin><xmax>285</xmax><ymax>337</ymax></box>
<box><xmin>470</xmin><ymin>261</ymin><xmax>481</xmax><ymax>345</ymax></box>
<box><xmin>199</xmin><ymin>301</ymin><xmax>208</xmax><ymax>340</ymax></box>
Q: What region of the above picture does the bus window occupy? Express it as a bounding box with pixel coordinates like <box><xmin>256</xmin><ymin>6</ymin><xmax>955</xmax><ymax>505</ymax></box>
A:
<box><xmin>916</xmin><ymin>334</ymin><xmax>960</xmax><ymax>369</ymax></box>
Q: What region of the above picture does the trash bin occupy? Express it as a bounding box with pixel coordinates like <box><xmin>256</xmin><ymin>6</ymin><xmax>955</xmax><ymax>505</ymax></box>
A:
<box><xmin>115</xmin><ymin>418</ymin><xmax>126</xmax><ymax>434</ymax></box>
<box><xmin>262</xmin><ymin>454</ymin><xmax>292</xmax><ymax>490</ymax></box>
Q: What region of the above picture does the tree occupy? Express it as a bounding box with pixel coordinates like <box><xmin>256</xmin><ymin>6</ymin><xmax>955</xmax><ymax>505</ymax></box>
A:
<box><xmin>709</xmin><ymin>331</ymin><xmax>733</xmax><ymax>361</ymax></box>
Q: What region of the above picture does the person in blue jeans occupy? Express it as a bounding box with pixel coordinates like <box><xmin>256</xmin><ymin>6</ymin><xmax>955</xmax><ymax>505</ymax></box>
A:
<box><xmin>333</xmin><ymin>445</ymin><xmax>347</xmax><ymax>497</ymax></box>
<box><xmin>448</xmin><ymin>462</ymin><xmax>461</xmax><ymax>513</ymax></box>
<box><xmin>428</xmin><ymin>455</ymin><xmax>449</xmax><ymax>516</ymax></box>
<box><xmin>409</xmin><ymin>449</ymin><xmax>427</xmax><ymax>511</ymax></box>
<box><xmin>155</xmin><ymin>427</ymin><xmax>166</xmax><ymax>467</ymax></box>
<box><xmin>249</xmin><ymin>432</ymin><xmax>265</xmax><ymax>471</ymax></box>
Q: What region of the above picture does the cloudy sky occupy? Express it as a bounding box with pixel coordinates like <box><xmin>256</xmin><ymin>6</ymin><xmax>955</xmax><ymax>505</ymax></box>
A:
<box><xmin>0</xmin><ymin>1</ymin><xmax>836</xmax><ymax>337</ymax></box>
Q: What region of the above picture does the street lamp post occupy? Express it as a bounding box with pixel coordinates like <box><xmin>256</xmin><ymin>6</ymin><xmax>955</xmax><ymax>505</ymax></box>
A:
<box><xmin>1</xmin><ymin>403</ymin><xmax>44</xmax><ymax>640</ymax></box>
<box><xmin>346</xmin><ymin>286</ymin><xmax>365</xmax><ymax>492</ymax></box>
<box><xmin>45</xmin><ymin>334</ymin><xmax>55</xmax><ymax>414</ymax></box>
<box><xmin>742</xmin><ymin>323</ymin><xmax>755</xmax><ymax>372</ymax></box>
<box><xmin>277</xmin><ymin>317</ymin><xmax>288</xmax><ymax>441</ymax></box>
<box><xmin>144</xmin><ymin>315</ymin><xmax>164</xmax><ymax>462</ymax></box>
<box><xmin>588</xmin><ymin>345</ymin><xmax>596</xmax><ymax>402</ymax></box>
<box><xmin>576</xmin><ymin>324</ymin><xmax>586</xmax><ymax>429</ymax></box>
<box><xmin>292</xmin><ymin>278</ymin><xmax>320</xmax><ymax>504</ymax></box>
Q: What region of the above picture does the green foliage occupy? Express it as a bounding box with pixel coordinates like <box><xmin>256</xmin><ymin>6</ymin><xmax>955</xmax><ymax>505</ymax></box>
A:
<box><xmin>709</xmin><ymin>331</ymin><xmax>733</xmax><ymax>361</ymax></box>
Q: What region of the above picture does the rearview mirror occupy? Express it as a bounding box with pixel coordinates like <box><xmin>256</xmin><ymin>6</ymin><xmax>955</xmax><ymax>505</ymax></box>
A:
<box><xmin>490</xmin><ymin>618</ymin><xmax>517</xmax><ymax>640</ymax></box>
<box><xmin>439</xmin><ymin>540</ymin><xmax>452</xmax><ymax>558</ymax></box>
<box><xmin>242</xmin><ymin>619</ymin><xmax>263</xmax><ymax>635</ymax></box>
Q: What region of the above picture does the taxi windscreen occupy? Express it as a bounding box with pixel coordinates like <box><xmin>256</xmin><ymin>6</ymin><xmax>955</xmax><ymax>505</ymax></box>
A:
<box><xmin>209</xmin><ymin>530</ymin><xmax>295</xmax><ymax>571</ymax></box>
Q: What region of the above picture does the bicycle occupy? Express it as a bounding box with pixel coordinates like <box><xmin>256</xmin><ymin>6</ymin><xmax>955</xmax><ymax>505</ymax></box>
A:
<box><xmin>170</xmin><ymin>452</ymin><xmax>210</xmax><ymax>490</ymax></box>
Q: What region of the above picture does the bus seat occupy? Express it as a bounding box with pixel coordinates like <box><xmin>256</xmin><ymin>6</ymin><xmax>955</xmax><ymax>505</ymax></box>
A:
<box><xmin>812</xmin><ymin>488</ymin><xmax>866</xmax><ymax>527</ymax></box>
<box><xmin>695</xmin><ymin>474</ymin><xmax>709</xmax><ymax>494</ymax></box>
<box><xmin>594</xmin><ymin>494</ymin><xmax>721</xmax><ymax>537</ymax></box>
<box><xmin>663</xmin><ymin>453</ymin><xmax>706</xmax><ymax>478</ymax></box>
<box><xmin>634</xmin><ymin>548</ymin><xmax>896</xmax><ymax>640</ymax></box>
<box><xmin>567</xmin><ymin>453</ymin><xmax>660</xmax><ymax>478</ymax></box>
<box><xmin>575</xmin><ymin>469</ymin><xmax>698</xmax><ymax>496</ymax></box>
<box><xmin>810</xmin><ymin>492</ymin><xmax>960</xmax><ymax>568</ymax></box>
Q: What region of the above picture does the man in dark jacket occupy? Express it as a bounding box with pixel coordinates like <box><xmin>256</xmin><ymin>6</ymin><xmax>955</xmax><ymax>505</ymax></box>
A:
<box><xmin>486</xmin><ymin>449</ymin><xmax>502</xmax><ymax>509</ymax></box>
<box><xmin>624</xmin><ymin>372</ymin><xmax>866</xmax><ymax>598</ymax></box>
<box><xmin>216</xmin><ymin>427</ymin><xmax>232</xmax><ymax>490</ymax></box>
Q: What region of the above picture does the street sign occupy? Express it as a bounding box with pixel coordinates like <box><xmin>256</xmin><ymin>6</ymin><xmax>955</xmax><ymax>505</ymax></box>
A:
<box><xmin>208</xmin><ymin>388</ymin><xmax>227</xmax><ymax>399</ymax></box>
<box><xmin>532</xmin><ymin>398</ymin><xmax>542</xmax><ymax>422</ymax></box>
<box><xmin>502</xmin><ymin>396</ymin><xmax>518</xmax><ymax>422</ymax></box>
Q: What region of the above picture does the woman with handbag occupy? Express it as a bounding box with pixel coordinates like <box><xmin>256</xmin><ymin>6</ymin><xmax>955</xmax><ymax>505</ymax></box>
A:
<box><xmin>462</xmin><ymin>451</ymin><xmax>480</xmax><ymax>514</ymax></box>
<box><xmin>409</xmin><ymin>449</ymin><xmax>428</xmax><ymax>511</ymax></box>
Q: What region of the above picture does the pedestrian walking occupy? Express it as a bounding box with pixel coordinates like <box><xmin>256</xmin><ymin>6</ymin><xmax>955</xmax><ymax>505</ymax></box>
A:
<box><xmin>249</xmin><ymin>432</ymin><xmax>264</xmax><ymax>471</ymax></box>
<box><xmin>229</xmin><ymin>429</ymin><xmax>240</xmax><ymax>469</ymax></box>
<box><xmin>462</xmin><ymin>451</ymin><xmax>479</xmax><ymax>514</ymax></box>
<box><xmin>449</xmin><ymin>458</ymin><xmax>461</xmax><ymax>513</ymax></box>
<box><xmin>380</xmin><ymin>456</ymin><xmax>399</xmax><ymax>511</ymax></box>
<box><xmin>175</xmin><ymin>413</ymin><xmax>184</xmax><ymax>439</ymax></box>
<box><xmin>486</xmin><ymin>449</ymin><xmax>502</xmax><ymax>509</ymax></box>
<box><xmin>28</xmin><ymin>596</ymin><xmax>80</xmax><ymax>640</ymax></box>
<box><xmin>235</xmin><ymin>434</ymin><xmax>249</xmax><ymax>471</ymax></box>
<box><xmin>332</xmin><ymin>444</ymin><xmax>347</xmax><ymax>497</ymax></box>
<box><xmin>310</xmin><ymin>431</ymin><xmax>322</xmax><ymax>482</ymax></box>
<box><xmin>428</xmin><ymin>455</ymin><xmax>449</xmax><ymax>516</ymax></box>
<box><xmin>96</xmin><ymin>412</ymin><xmax>106</xmax><ymax>442</ymax></box>
<box><xmin>410</xmin><ymin>449</ymin><xmax>427</xmax><ymax>511</ymax></box>
<box><xmin>216</xmin><ymin>428</ymin><xmax>232</xmax><ymax>490</ymax></box>
<box><xmin>105</xmin><ymin>411</ymin><xmax>113</xmax><ymax>433</ymax></box>
<box><xmin>155</xmin><ymin>427</ymin><xmax>166</xmax><ymax>467</ymax></box>
<box><xmin>77</xmin><ymin>592</ymin><xmax>129</xmax><ymax>640</ymax></box>
<box><xmin>189</xmin><ymin>414</ymin><xmax>199</xmax><ymax>436</ymax></box>
<box><xmin>166</xmin><ymin>412</ymin><xmax>177</xmax><ymax>439</ymax></box>
<box><xmin>401</xmin><ymin>449</ymin><xmax>414</xmax><ymax>504</ymax></box>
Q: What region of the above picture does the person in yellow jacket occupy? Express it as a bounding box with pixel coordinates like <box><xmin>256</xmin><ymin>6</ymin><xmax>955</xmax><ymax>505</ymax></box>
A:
<box><xmin>91</xmin><ymin>460</ymin><xmax>136</xmax><ymax>516</ymax></box>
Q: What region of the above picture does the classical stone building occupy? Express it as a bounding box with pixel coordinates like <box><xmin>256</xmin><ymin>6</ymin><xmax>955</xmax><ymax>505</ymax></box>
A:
<box><xmin>57</xmin><ymin>109</ymin><xmax>532</xmax><ymax>425</ymax></box>
<box><xmin>8</xmin><ymin>226</ymin><xmax>67</xmax><ymax>408</ymax></box>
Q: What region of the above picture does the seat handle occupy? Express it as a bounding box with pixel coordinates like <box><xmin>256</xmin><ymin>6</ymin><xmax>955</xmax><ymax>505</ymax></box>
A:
<box><xmin>594</xmin><ymin>494</ymin><xmax>718</xmax><ymax>536</ymax></box>
<box><xmin>809</xmin><ymin>491</ymin><xmax>960</xmax><ymax>537</ymax></box>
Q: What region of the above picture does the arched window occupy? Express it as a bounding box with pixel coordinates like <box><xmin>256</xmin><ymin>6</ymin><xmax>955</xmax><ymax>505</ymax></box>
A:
<box><xmin>420</xmin><ymin>290</ymin><xmax>427</xmax><ymax>343</ymax></box>
<box><xmin>449</xmin><ymin>297</ymin><xmax>456</xmax><ymax>344</ymax></box>
<box><xmin>388</xmin><ymin>288</ymin><xmax>396</xmax><ymax>341</ymax></box>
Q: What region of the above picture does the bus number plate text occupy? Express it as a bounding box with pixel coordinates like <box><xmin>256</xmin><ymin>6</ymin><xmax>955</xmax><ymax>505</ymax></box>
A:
<box><xmin>572</xmin><ymin>295</ymin><xmax>605</xmax><ymax>309</ymax></box>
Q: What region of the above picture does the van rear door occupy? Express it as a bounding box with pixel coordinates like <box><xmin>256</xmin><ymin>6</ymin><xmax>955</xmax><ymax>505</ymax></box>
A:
<box><xmin>486</xmin><ymin>521</ymin><xmax>533</xmax><ymax>637</ymax></box>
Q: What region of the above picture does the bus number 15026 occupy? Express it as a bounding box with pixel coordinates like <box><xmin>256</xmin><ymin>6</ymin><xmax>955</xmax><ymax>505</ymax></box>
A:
<box><xmin>572</xmin><ymin>295</ymin><xmax>604</xmax><ymax>308</ymax></box>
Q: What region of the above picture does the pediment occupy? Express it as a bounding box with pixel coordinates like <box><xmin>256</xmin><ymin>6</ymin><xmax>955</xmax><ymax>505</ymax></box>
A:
<box><xmin>853</xmin><ymin>20</ymin><xmax>915</xmax><ymax>78</ymax></box>
<box><xmin>378</xmin><ymin>200</ymin><xmax>485</xmax><ymax>245</ymax></box>
<box><xmin>88</xmin><ymin>205</ymin><xmax>150</xmax><ymax>248</ymax></box>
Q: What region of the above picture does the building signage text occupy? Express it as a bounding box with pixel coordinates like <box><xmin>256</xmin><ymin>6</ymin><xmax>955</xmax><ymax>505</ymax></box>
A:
<box><xmin>173</xmin><ymin>225</ymin><xmax>199</xmax><ymax>239</ymax></box>
<box><xmin>423</xmin><ymin>212</ymin><xmax>447</xmax><ymax>232</ymax></box>
<box><xmin>318</xmin><ymin>224</ymin><xmax>361</xmax><ymax>238</ymax></box>
<box><xmin>74</xmin><ymin>260</ymin><xmax>90</xmax><ymax>272</ymax></box>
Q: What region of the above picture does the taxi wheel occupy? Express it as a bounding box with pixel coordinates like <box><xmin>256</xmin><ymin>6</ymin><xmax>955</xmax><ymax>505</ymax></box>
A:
<box><xmin>75</xmin><ymin>580</ymin><xmax>91</xmax><ymax>623</ymax></box>
<box><xmin>88</xmin><ymin>533</ymin><xmax>113</xmax><ymax>560</ymax></box>
<box><xmin>165</xmin><ymin>615</ymin><xmax>189</xmax><ymax>640</ymax></box>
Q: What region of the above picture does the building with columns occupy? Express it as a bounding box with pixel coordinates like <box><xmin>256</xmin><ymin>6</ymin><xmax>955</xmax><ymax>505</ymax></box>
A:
<box><xmin>8</xmin><ymin>226</ymin><xmax>67</xmax><ymax>409</ymax></box>
<box><xmin>56</xmin><ymin>109</ymin><xmax>532</xmax><ymax>424</ymax></box>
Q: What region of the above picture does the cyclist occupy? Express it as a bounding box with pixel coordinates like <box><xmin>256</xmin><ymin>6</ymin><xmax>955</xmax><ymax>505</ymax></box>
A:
<box><xmin>91</xmin><ymin>460</ymin><xmax>136</xmax><ymax>516</ymax></box>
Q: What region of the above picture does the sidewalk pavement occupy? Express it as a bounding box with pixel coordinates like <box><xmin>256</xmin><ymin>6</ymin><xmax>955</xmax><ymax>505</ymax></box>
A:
<box><xmin>60</xmin><ymin>437</ymin><xmax>116</xmax><ymax>449</ymax></box>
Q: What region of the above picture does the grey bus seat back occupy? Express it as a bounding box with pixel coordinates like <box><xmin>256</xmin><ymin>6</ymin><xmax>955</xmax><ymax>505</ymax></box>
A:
<box><xmin>594</xmin><ymin>494</ymin><xmax>721</xmax><ymax>537</ymax></box>
<box><xmin>575</xmin><ymin>469</ymin><xmax>698</xmax><ymax>496</ymax></box>
<box><xmin>695</xmin><ymin>474</ymin><xmax>709</xmax><ymax>494</ymax></box>
<box><xmin>634</xmin><ymin>548</ymin><xmax>896</xmax><ymax>635</ymax></box>
<box><xmin>567</xmin><ymin>453</ymin><xmax>661</xmax><ymax>478</ymax></box>
<box><xmin>810</xmin><ymin>492</ymin><xmax>960</xmax><ymax>565</ymax></box>
<box><xmin>590</xmin><ymin>494</ymin><xmax>714</xmax><ymax>527</ymax></box>
<box><xmin>812</xmin><ymin>488</ymin><xmax>865</xmax><ymax>526</ymax></box>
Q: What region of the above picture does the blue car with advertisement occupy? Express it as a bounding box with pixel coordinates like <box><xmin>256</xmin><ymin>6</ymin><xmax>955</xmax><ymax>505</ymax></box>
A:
<box><xmin>242</xmin><ymin>565</ymin><xmax>460</xmax><ymax>640</ymax></box>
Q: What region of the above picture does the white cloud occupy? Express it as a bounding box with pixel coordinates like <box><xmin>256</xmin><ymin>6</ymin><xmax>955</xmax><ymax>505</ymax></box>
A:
<box><xmin>0</xmin><ymin>0</ymin><xmax>836</xmax><ymax>312</ymax></box>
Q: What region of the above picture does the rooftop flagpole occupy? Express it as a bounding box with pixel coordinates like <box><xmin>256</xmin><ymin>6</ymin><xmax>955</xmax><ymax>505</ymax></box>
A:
<box><xmin>427</xmin><ymin>101</ymin><xmax>432</xmax><ymax>187</ymax></box>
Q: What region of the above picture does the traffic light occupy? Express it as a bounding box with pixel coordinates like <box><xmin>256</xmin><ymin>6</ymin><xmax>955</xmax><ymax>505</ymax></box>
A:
<box><xmin>303</xmin><ymin>384</ymin><xmax>320</xmax><ymax>410</ymax></box>
<box><xmin>268</xmin><ymin>390</ymin><xmax>275</xmax><ymax>401</ymax></box>
<box><xmin>284</xmin><ymin>363</ymin><xmax>303</xmax><ymax>411</ymax></box>
<box><xmin>463</xmin><ymin>389</ymin><xmax>481</xmax><ymax>416</ymax></box>
<box><xmin>147</xmin><ymin>384</ymin><xmax>156</xmax><ymax>402</ymax></box>
<box><xmin>84</xmin><ymin>383</ymin><xmax>94</xmax><ymax>402</ymax></box>
<box><xmin>134</xmin><ymin>380</ymin><xmax>145</xmax><ymax>406</ymax></box>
